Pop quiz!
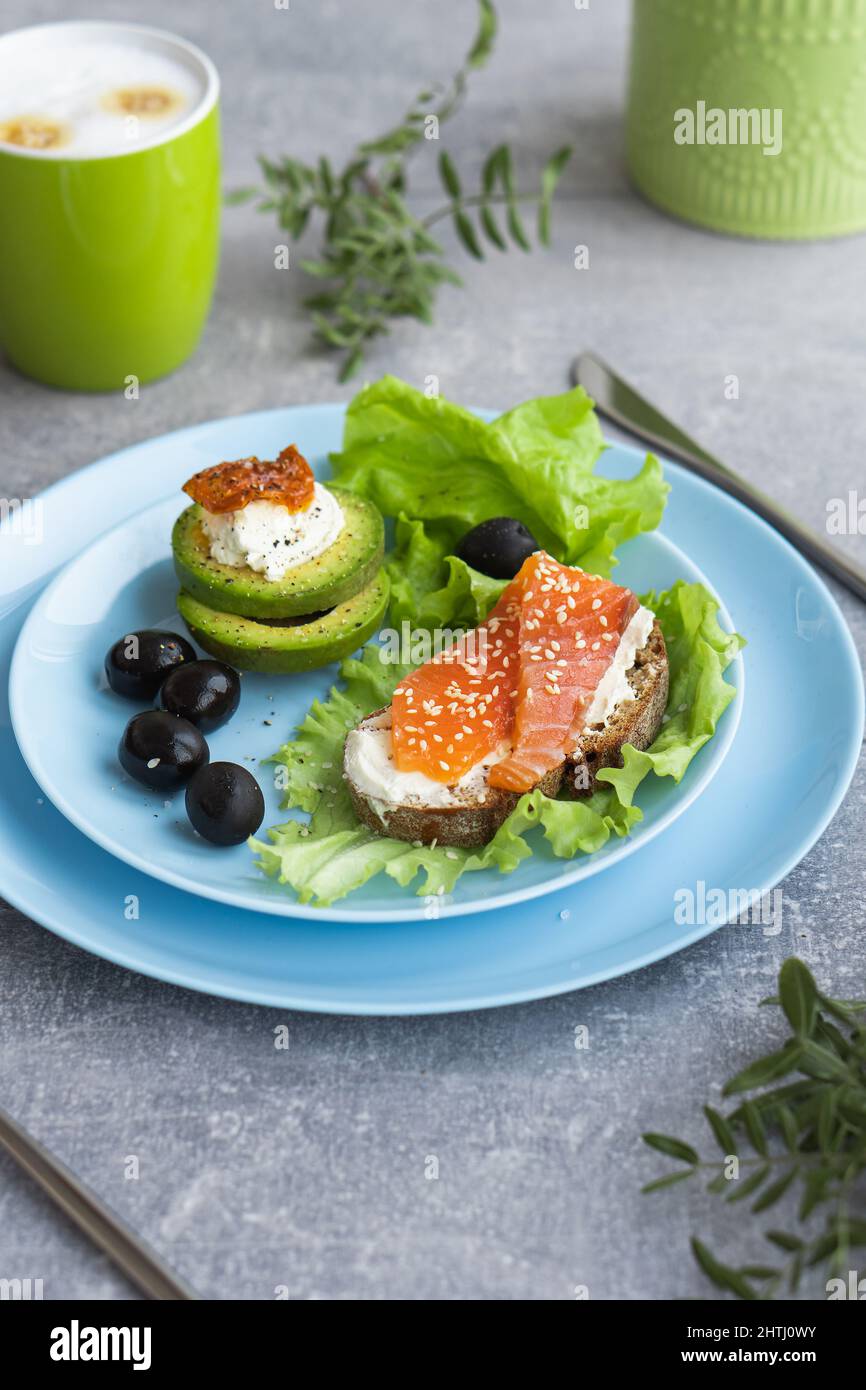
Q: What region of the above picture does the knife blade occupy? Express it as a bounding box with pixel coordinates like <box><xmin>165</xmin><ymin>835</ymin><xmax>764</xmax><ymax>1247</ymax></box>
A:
<box><xmin>572</xmin><ymin>353</ymin><xmax>866</xmax><ymax>605</ymax></box>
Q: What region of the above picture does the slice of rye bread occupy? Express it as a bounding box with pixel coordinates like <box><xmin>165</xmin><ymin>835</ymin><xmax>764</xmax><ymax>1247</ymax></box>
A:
<box><xmin>344</xmin><ymin>622</ymin><xmax>668</xmax><ymax>847</ymax></box>
<box><xmin>345</xmin><ymin>708</ymin><xmax>563</xmax><ymax>849</ymax></box>
<box><xmin>567</xmin><ymin>619</ymin><xmax>669</xmax><ymax>797</ymax></box>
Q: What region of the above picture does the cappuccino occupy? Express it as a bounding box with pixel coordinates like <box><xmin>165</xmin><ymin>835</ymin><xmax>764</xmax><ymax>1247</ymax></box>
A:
<box><xmin>0</xmin><ymin>23</ymin><xmax>209</xmax><ymax>157</ymax></box>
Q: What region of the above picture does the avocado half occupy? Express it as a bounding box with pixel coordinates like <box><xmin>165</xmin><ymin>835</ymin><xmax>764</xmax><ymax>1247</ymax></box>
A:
<box><xmin>172</xmin><ymin>487</ymin><xmax>384</xmax><ymax>620</ymax></box>
<box><xmin>177</xmin><ymin>569</ymin><xmax>390</xmax><ymax>674</ymax></box>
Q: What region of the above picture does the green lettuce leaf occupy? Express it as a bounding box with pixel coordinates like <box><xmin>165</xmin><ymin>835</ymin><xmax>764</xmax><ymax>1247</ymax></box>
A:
<box><xmin>252</xmin><ymin>581</ymin><xmax>744</xmax><ymax>907</ymax></box>
<box><xmin>329</xmin><ymin>376</ymin><xmax>669</xmax><ymax>625</ymax></box>
<box><xmin>386</xmin><ymin>514</ymin><xmax>507</xmax><ymax>634</ymax></box>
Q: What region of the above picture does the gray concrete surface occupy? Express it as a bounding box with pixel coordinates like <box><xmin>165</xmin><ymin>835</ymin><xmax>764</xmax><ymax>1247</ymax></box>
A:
<box><xmin>1</xmin><ymin>0</ymin><xmax>864</xmax><ymax>1301</ymax></box>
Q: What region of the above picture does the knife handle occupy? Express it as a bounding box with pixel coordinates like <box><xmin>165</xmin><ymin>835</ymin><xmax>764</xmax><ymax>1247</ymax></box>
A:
<box><xmin>643</xmin><ymin>435</ymin><xmax>866</xmax><ymax>605</ymax></box>
<box><xmin>0</xmin><ymin>1105</ymin><xmax>199</xmax><ymax>1300</ymax></box>
<box><xmin>573</xmin><ymin>354</ymin><xmax>866</xmax><ymax>605</ymax></box>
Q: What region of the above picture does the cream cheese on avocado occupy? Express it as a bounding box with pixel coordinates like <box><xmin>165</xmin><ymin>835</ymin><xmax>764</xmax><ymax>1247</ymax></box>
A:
<box><xmin>201</xmin><ymin>484</ymin><xmax>343</xmax><ymax>583</ymax></box>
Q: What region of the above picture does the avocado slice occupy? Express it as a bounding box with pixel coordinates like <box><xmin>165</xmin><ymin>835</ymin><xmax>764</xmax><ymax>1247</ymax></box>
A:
<box><xmin>176</xmin><ymin>569</ymin><xmax>390</xmax><ymax>674</ymax></box>
<box><xmin>172</xmin><ymin>486</ymin><xmax>384</xmax><ymax>619</ymax></box>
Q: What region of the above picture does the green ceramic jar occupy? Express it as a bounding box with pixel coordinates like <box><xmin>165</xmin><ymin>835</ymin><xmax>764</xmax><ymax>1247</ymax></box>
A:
<box><xmin>626</xmin><ymin>0</ymin><xmax>866</xmax><ymax>238</ymax></box>
<box><xmin>0</xmin><ymin>21</ymin><xmax>220</xmax><ymax>390</ymax></box>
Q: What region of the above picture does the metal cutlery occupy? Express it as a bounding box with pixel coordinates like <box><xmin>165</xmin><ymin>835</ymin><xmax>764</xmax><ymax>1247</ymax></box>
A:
<box><xmin>0</xmin><ymin>1104</ymin><xmax>199</xmax><ymax>1300</ymax></box>
<box><xmin>572</xmin><ymin>352</ymin><xmax>866</xmax><ymax>605</ymax></box>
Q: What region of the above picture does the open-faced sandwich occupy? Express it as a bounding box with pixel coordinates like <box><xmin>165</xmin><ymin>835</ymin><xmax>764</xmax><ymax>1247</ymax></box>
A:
<box><xmin>172</xmin><ymin>446</ymin><xmax>388</xmax><ymax>672</ymax></box>
<box><xmin>345</xmin><ymin>551</ymin><xmax>668</xmax><ymax>847</ymax></box>
<box><xmin>249</xmin><ymin>376</ymin><xmax>743</xmax><ymax>908</ymax></box>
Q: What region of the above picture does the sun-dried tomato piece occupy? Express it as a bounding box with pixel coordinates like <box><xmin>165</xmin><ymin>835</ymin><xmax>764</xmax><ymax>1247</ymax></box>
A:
<box><xmin>182</xmin><ymin>445</ymin><xmax>315</xmax><ymax>514</ymax></box>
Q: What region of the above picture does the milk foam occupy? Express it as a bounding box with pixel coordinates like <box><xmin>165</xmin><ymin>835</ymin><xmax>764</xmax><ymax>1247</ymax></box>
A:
<box><xmin>0</xmin><ymin>25</ymin><xmax>211</xmax><ymax>158</ymax></box>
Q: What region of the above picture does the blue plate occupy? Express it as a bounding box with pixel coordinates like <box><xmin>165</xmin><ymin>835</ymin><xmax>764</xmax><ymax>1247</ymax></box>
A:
<box><xmin>9</xmin><ymin>460</ymin><xmax>740</xmax><ymax>922</ymax></box>
<box><xmin>0</xmin><ymin>405</ymin><xmax>862</xmax><ymax>1012</ymax></box>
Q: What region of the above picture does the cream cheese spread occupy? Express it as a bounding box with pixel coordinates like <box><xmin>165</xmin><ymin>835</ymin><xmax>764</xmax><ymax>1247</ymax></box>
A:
<box><xmin>201</xmin><ymin>484</ymin><xmax>343</xmax><ymax>583</ymax></box>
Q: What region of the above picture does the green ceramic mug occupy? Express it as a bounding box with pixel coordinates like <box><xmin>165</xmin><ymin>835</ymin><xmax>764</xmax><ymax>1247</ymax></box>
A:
<box><xmin>627</xmin><ymin>0</ymin><xmax>866</xmax><ymax>239</ymax></box>
<box><xmin>0</xmin><ymin>21</ymin><xmax>220</xmax><ymax>390</ymax></box>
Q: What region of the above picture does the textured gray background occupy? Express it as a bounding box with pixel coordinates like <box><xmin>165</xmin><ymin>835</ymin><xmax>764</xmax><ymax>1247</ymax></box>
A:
<box><xmin>1</xmin><ymin>0</ymin><xmax>864</xmax><ymax>1301</ymax></box>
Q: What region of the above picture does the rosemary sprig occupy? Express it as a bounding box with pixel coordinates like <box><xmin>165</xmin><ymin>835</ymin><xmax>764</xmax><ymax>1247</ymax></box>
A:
<box><xmin>229</xmin><ymin>0</ymin><xmax>571</xmax><ymax>379</ymax></box>
<box><xmin>643</xmin><ymin>958</ymin><xmax>866</xmax><ymax>1299</ymax></box>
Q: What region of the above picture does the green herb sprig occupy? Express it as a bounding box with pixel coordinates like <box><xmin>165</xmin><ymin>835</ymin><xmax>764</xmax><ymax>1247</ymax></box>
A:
<box><xmin>229</xmin><ymin>0</ymin><xmax>571</xmax><ymax>379</ymax></box>
<box><xmin>643</xmin><ymin>958</ymin><xmax>866</xmax><ymax>1299</ymax></box>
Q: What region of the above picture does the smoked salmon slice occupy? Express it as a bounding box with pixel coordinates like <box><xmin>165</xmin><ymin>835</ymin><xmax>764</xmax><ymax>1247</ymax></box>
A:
<box><xmin>488</xmin><ymin>554</ymin><xmax>638</xmax><ymax>791</ymax></box>
<box><xmin>390</xmin><ymin>550</ymin><xmax>640</xmax><ymax>794</ymax></box>
<box><xmin>391</xmin><ymin>585</ymin><xmax>522</xmax><ymax>784</ymax></box>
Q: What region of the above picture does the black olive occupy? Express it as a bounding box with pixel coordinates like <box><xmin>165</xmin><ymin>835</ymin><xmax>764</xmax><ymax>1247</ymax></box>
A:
<box><xmin>105</xmin><ymin>629</ymin><xmax>195</xmax><ymax>700</ymax></box>
<box><xmin>118</xmin><ymin>711</ymin><xmax>208</xmax><ymax>790</ymax></box>
<box><xmin>157</xmin><ymin>659</ymin><xmax>241</xmax><ymax>732</ymax></box>
<box><xmin>454</xmin><ymin>517</ymin><xmax>540</xmax><ymax>579</ymax></box>
<box><xmin>185</xmin><ymin>762</ymin><xmax>265</xmax><ymax>846</ymax></box>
